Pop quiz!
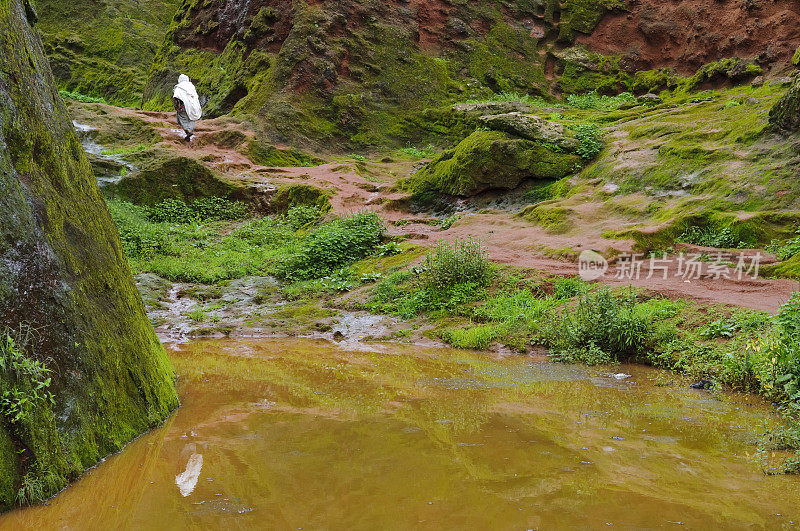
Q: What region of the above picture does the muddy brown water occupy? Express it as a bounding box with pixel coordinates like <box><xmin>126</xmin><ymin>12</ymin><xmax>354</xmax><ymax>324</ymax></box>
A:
<box><xmin>2</xmin><ymin>338</ymin><xmax>800</xmax><ymax>529</ymax></box>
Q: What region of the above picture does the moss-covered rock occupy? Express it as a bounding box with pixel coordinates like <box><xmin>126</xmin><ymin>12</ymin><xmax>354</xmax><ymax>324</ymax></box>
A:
<box><xmin>110</xmin><ymin>155</ymin><xmax>238</xmax><ymax>206</ymax></box>
<box><xmin>271</xmin><ymin>184</ymin><xmax>332</xmax><ymax>214</ymax></box>
<box><xmin>244</xmin><ymin>139</ymin><xmax>323</xmax><ymax>167</ymax></box>
<box><xmin>0</xmin><ymin>0</ymin><xmax>178</xmax><ymax>511</ymax></box>
<box><xmin>36</xmin><ymin>0</ymin><xmax>180</xmax><ymax>105</ymax></box>
<box><xmin>769</xmin><ymin>79</ymin><xmax>800</xmax><ymax>133</ymax></box>
<box><xmin>405</xmin><ymin>131</ymin><xmax>580</xmax><ymax>197</ymax></box>
<box><xmin>478</xmin><ymin>113</ymin><xmax>579</xmax><ymax>151</ymax></box>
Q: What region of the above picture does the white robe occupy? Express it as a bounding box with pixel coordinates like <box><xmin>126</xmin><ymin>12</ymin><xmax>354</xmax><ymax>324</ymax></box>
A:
<box><xmin>173</xmin><ymin>74</ymin><xmax>202</xmax><ymax>121</ymax></box>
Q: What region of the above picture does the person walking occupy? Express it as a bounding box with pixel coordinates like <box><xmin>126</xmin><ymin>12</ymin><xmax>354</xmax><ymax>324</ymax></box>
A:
<box><xmin>173</xmin><ymin>74</ymin><xmax>202</xmax><ymax>142</ymax></box>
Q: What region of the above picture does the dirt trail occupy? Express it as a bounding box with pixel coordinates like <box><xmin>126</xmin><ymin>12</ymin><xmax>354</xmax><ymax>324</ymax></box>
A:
<box><xmin>112</xmin><ymin>105</ymin><xmax>799</xmax><ymax>314</ymax></box>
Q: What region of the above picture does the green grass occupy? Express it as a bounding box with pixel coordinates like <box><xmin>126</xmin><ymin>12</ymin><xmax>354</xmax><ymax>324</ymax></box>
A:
<box><xmin>107</xmin><ymin>199</ymin><xmax>385</xmax><ymax>284</ymax></box>
<box><xmin>463</xmin><ymin>91</ymin><xmax>548</xmax><ymax>106</ymax></box>
<box><xmin>100</xmin><ymin>144</ymin><xmax>151</xmax><ymax>156</ymax></box>
<box><xmin>58</xmin><ymin>89</ymin><xmax>107</xmax><ymax>105</ymax></box>
<box><xmin>566</xmin><ymin>91</ymin><xmax>637</xmax><ymax>110</ymax></box>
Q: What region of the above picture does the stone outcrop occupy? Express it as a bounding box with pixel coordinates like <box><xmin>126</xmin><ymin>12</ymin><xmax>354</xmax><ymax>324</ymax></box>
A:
<box><xmin>405</xmin><ymin>130</ymin><xmax>581</xmax><ymax>197</ymax></box>
<box><xmin>478</xmin><ymin>113</ymin><xmax>580</xmax><ymax>151</ymax></box>
<box><xmin>770</xmin><ymin>79</ymin><xmax>800</xmax><ymax>133</ymax></box>
<box><xmin>0</xmin><ymin>0</ymin><xmax>178</xmax><ymax>510</ymax></box>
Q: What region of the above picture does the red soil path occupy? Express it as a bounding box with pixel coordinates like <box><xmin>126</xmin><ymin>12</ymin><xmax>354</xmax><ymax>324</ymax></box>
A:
<box><xmin>116</xmin><ymin>106</ymin><xmax>800</xmax><ymax>314</ymax></box>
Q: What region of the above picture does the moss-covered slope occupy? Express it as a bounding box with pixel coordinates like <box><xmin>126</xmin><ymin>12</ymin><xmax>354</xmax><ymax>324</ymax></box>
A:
<box><xmin>35</xmin><ymin>0</ymin><xmax>180</xmax><ymax>105</ymax></box>
<box><xmin>142</xmin><ymin>0</ymin><xmax>626</xmax><ymax>147</ymax></box>
<box><xmin>0</xmin><ymin>0</ymin><xmax>178</xmax><ymax>510</ymax></box>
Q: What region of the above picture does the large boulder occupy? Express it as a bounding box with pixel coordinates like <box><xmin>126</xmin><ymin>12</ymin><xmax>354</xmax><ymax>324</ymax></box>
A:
<box><xmin>111</xmin><ymin>155</ymin><xmax>239</xmax><ymax>206</ymax></box>
<box><xmin>0</xmin><ymin>0</ymin><xmax>178</xmax><ymax>510</ymax></box>
<box><xmin>478</xmin><ymin>113</ymin><xmax>580</xmax><ymax>151</ymax></box>
<box><xmin>405</xmin><ymin>131</ymin><xmax>580</xmax><ymax>197</ymax></box>
<box><xmin>769</xmin><ymin>79</ymin><xmax>800</xmax><ymax>133</ymax></box>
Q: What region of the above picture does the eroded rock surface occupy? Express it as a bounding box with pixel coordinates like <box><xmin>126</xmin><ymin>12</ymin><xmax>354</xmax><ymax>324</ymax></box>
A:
<box><xmin>0</xmin><ymin>0</ymin><xmax>178</xmax><ymax>510</ymax></box>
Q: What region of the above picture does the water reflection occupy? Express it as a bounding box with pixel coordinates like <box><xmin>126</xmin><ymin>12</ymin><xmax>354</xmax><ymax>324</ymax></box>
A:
<box><xmin>176</xmin><ymin>452</ymin><xmax>203</xmax><ymax>497</ymax></box>
<box><xmin>1</xmin><ymin>338</ymin><xmax>798</xmax><ymax>529</ymax></box>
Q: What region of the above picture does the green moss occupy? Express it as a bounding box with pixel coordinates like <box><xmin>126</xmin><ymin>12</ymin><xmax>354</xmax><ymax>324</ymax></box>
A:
<box><xmin>1</xmin><ymin>0</ymin><xmax>178</xmax><ymax>510</ymax></box>
<box><xmin>519</xmin><ymin>203</ymin><xmax>576</xmax><ymax>234</ymax></box>
<box><xmin>271</xmin><ymin>185</ymin><xmax>332</xmax><ymax>214</ymax></box>
<box><xmin>678</xmin><ymin>58</ymin><xmax>762</xmax><ymax>93</ymax></box>
<box><xmin>770</xmin><ymin>79</ymin><xmax>800</xmax><ymax>133</ymax></box>
<box><xmin>0</xmin><ymin>427</ymin><xmax>18</xmax><ymax>509</ymax></box>
<box><xmin>244</xmin><ymin>139</ymin><xmax>323</xmax><ymax>167</ymax></box>
<box><xmin>405</xmin><ymin>131</ymin><xmax>580</xmax><ymax>197</ymax></box>
<box><xmin>558</xmin><ymin>0</ymin><xmax>626</xmax><ymax>42</ymax></box>
<box><xmin>37</xmin><ymin>0</ymin><xmax>180</xmax><ymax>106</ymax></box>
<box><xmin>762</xmin><ymin>253</ymin><xmax>800</xmax><ymax>280</ymax></box>
<box><xmin>111</xmin><ymin>156</ymin><xmax>238</xmax><ymax>206</ymax></box>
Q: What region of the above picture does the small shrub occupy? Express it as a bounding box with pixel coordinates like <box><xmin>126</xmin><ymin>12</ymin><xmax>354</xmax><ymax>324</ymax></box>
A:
<box><xmin>552</xmin><ymin>277</ymin><xmax>588</xmax><ymax>300</ymax></box>
<box><xmin>187</xmin><ymin>309</ymin><xmax>207</xmax><ymax>323</ymax></box>
<box><xmin>755</xmin><ymin>293</ymin><xmax>800</xmax><ymax>403</ymax></box>
<box><xmin>574</xmin><ymin>123</ymin><xmax>603</xmax><ymax>161</ymax></box>
<box><xmin>418</xmin><ymin>239</ymin><xmax>493</xmax><ymax>292</ymax></box>
<box><xmin>542</xmin><ymin>289</ymin><xmax>653</xmax><ymax>362</ymax></box>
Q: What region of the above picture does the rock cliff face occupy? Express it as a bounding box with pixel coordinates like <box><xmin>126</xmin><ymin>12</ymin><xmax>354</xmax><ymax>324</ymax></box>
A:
<box><xmin>141</xmin><ymin>0</ymin><xmax>629</xmax><ymax>144</ymax></box>
<box><xmin>138</xmin><ymin>0</ymin><xmax>800</xmax><ymax>147</ymax></box>
<box><xmin>35</xmin><ymin>0</ymin><xmax>180</xmax><ymax>105</ymax></box>
<box><xmin>0</xmin><ymin>0</ymin><xmax>179</xmax><ymax>510</ymax></box>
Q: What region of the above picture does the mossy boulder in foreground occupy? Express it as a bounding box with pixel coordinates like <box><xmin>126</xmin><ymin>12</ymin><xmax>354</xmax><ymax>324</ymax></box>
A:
<box><xmin>406</xmin><ymin>130</ymin><xmax>581</xmax><ymax>197</ymax></box>
<box><xmin>0</xmin><ymin>0</ymin><xmax>178</xmax><ymax>510</ymax></box>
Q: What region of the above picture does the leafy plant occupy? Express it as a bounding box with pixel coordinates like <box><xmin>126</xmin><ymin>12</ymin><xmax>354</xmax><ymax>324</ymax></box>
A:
<box><xmin>278</xmin><ymin>213</ymin><xmax>385</xmax><ymax>280</ymax></box>
<box><xmin>0</xmin><ymin>330</ymin><xmax>54</xmax><ymax>426</ymax></box>
<box><xmin>285</xmin><ymin>205</ymin><xmax>323</xmax><ymax>230</ymax></box>
<box><xmin>439</xmin><ymin>214</ymin><xmax>461</xmax><ymax>231</ymax></box>
<box><xmin>677</xmin><ymin>226</ymin><xmax>744</xmax><ymax>249</ymax></box>
<box><xmin>574</xmin><ymin>123</ymin><xmax>604</xmax><ymax>161</ymax></box>
<box><xmin>700</xmin><ymin>319</ymin><xmax>739</xmax><ymax>339</ymax></box>
<box><xmin>187</xmin><ymin>309</ymin><xmax>207</xmax><ymax>323</ymax></box>
<box><xmin>766</xmin><ymin>228</ymin><xmax>800</xmax><ymax>261</ymax></box>
<box><xmin>375</xmin><ymin>242</ymin><xmax>402</xmax><ymax>257</ymax></box>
